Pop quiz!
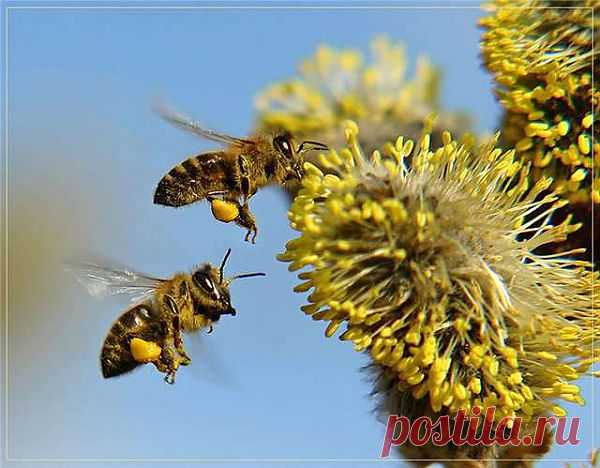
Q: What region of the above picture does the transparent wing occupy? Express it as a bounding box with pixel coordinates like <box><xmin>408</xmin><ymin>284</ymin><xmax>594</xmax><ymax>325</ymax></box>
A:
<box><xmin>66</xmin><ymin>262</ymin><xmax>164</xmax><ymax>303</ymax></box>
<box><xmin>154</xmin><ymin>101</ymin><xmax>252</xmax><ymax>147</ymax></box>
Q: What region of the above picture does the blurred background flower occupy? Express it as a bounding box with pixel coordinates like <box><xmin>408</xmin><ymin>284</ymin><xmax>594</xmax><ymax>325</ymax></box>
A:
<box><xmin>279</xmin><ymin>122</ymin><xmax>598</xmax><ymax>465</ymax></box>
<box><xmin>255</xmin><ymin>37</ymin><xmax>472</xmax><ymax>195</ymax></box>
<box><xmin>480</xmin><ymin>0</ymin><xmax>599</xmax><ymax>265</ymax></box>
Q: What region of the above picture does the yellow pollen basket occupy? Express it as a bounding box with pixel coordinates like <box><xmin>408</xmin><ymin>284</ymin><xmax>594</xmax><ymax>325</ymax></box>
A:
<box><xmin>211</xmin><ymin>199</ymin><xmax>239</xmax><ymax>223</ymax></box>
<box><xmin>130</xmin><ymin>338</ymin><xmax>162</xmax><ymax>363</ymax></box>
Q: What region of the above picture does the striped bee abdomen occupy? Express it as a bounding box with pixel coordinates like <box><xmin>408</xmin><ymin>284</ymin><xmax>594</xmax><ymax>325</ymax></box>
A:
<box><xmin>100</xmin><ymin>304</ymin><xmax>163</xmax><ymax>378</ymax></box>
<box><xmin>154</xmin><ymin>151</ymin><xmax>239</xmax><ymax>207</ymax></box>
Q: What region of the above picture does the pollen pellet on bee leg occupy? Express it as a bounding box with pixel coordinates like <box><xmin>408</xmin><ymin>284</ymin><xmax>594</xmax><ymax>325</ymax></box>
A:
<box><xmin>210</xmin><ymin>199</ymin><xmax>239</xmax><ymax>223</ymax></box>
<box><xmin>130</xmin><ymin>338</ymin><xmax>162</xmax><ymax>363</ymax></box>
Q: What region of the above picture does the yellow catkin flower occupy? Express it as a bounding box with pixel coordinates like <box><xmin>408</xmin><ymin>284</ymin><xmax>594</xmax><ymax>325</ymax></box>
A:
<box><xmin>480</xmin><ymin>0</ymin><xmax>599</xmax><ymax>265</ymax></box>
<box><xmin>279</xmin><ymin>121</ymin><xmax>599</xmax><ymax>424</ymax></box>
<box><xmin>255</xmin><ymin>36</ymin><xmax>471</xmax><ymax>194</ymax></box>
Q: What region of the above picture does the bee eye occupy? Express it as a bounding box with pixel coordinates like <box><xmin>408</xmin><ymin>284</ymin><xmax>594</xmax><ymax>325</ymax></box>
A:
<box><xmin>193</xmin><ymin>272</ymin><xmax>214</xmax><ymax>293</ymax></box>
<box><xmin>274</xmin><ymin>135</ymin><xmax>293</xmax><ymax>158</ymax></box>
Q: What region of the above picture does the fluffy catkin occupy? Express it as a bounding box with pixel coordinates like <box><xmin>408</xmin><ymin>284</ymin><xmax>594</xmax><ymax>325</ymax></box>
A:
<box><xmin>480</xmin><ymin>0</ymin><xmax>599</xmax><ymax>265</ymax></box>
<box><xmin>255</xmin><ymin>37</ymin><xmax>471</xmax><ymax>196</ymax></box>
<box><xmin>280</xmin><ymin>122</ymin><xmax>598</xmax><ymax>465</ymax></box>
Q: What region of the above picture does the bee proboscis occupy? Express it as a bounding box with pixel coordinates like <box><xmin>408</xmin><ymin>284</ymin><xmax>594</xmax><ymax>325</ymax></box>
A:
<box><xmin>69</xmin><ymin>249</ymin><xmax>265</xmax><ymax>384</ymax></box>
<box><xmin>153</xmin><ymin>104</ymin><xmax>328</xmax><ymax>243</ymax></box>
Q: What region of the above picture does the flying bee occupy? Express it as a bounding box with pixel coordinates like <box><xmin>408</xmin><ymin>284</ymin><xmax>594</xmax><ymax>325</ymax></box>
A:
<box><xmin>69</xmin><ymin>249</ymin><xmax>265</xmax><ymax>384</ymax></box>
<box><xmin>153</xmin><ymin>105</ymin><xmax>328</xmax><ymax>243</ymax></box>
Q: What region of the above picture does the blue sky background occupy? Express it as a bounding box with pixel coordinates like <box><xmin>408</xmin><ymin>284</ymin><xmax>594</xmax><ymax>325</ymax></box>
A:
<box><xmin>3</xmin><ymin>2</ymin><xmax>597</xmax><ymax>467</ymax></box>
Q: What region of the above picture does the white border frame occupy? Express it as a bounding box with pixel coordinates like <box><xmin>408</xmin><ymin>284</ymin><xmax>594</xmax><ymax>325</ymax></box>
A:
<box><xmin>1</xmin><ymin>1</ymin><xmax>596</xmax><ymax>464</ymax></box>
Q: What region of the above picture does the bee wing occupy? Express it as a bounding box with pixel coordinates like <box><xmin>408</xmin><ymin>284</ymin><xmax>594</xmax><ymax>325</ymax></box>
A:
<box><xmin>66</xmin><ymin>262</ymin><xmax>164</xmax><ymax>303</ymax></box>
<box><xmin>155</xmin><ymin>102</ymin><xmax>252</xmax><ymax>147</ymax></box>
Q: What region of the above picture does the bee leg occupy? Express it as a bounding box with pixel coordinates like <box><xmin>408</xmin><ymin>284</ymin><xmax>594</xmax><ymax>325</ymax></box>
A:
<box><xmin>154</xmin><ymin>318</ymin><xmax>183</xmax><ymax>382</ymax></box>
<box><xmin>236</xmin><ymin>202</ymin><xmax>258</xmax><ymax>244</ymax></box>
<box><xmin>164</xmin><ymin>371</ymin><xmax>176</xmax><ymax>385</ymax></box>
<box><xmin>172</xmin><ymin>316</ymin><xmax>191</xmax><ymax>366</ymax></box>
<box><xmin>238</xmin><ymin>155</ymin><xmax>253</xmax><ymax>203</ymax></box>
<box><xmin>177</xmin><ymin>350</ymin><xmax>191</xmax><ymax>366</ymax></box>
<box><xmin>162</xmin><ymin>296</ymin><xmax>190</xmax><ymax>363</ymax></box>
<box><xmin>154</xmin><ymin>347</ymin><xmax>180</xmax><ymax>384</ymax></box>
<box><xmin>207</xmin><ymin>190</ymin><xmax>258</xmax><ymax>242</ymax></box>
<box><xmin>237</xmin><ymin>155</ymin><xmax>258</xmax><ymax>242</ymax></box>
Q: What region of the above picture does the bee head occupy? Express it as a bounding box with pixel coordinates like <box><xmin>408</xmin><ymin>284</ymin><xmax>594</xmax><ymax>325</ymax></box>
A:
<box><xmin>189</xmin><ymin>249</ymin><xmax>265</xmax><ymax>321</ymax></box>
<box><xmin>273</xmin><ymin>133</ymin><xmax>328</xmax><ymax>180</ymax></box>
<box><xmin>190</xmin><ymin>264</ymin><xmax>234</xmax><ymax>320</ymax></box>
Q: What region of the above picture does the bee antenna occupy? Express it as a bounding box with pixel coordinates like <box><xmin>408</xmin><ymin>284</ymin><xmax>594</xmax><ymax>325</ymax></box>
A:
<box><xmin>298</xmin><ymin>140</ymin><xmax>329</xmax><ymax>153</ymax></box>
<box><xmin>231</xmin><ymin>272</ymin><xmax>266</xmax><ymax>281</ymax></box>
<box><xmin>219</xmin><ymin>248</ymin><xmax>232</xmax><ymax>283</ymax></box>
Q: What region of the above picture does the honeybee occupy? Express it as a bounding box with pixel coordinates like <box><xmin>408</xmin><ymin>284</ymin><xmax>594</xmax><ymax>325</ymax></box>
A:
<box><xmin>69</xmin><ymin>249</ymin><xmax>264</xmax><ymax>384</ymax></box>
<box><xmin>153</xmin><ymin>105</ymin><xmax>328</xmax><ymax>243</ymax></box>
